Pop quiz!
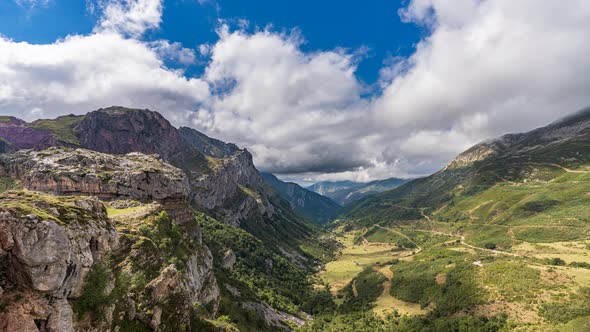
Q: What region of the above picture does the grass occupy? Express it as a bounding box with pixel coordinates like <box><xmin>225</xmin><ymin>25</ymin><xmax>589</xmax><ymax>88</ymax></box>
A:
<box><xmin>106</xmin><ymin>205</ymin><xmax>145</xmax><ymax>217</ymax></box>
<box><xmin>28</xmin><ymin>114</ymin><xmax>84</xmax><ymax>145</ymax></box>
<box><xmin>0</xmin><ymin>177</ymin><xmax>20</xmax><ymax>193</ymax></box>
<box><xmin>481</xmin><ymin>260</ymin><xmax>542</xmax><ymax>302</ymax></box>
<box><xmin>0</xmin><ymin>190</ymin><xmax>101</xmax><ymax>225</ymax></box>
<box><xmin>238</xmin><ymin>184</ymin><xmax>261</xmax><ymax>200</ymax></box>
<box><xmin>514</xmin><ymin>227</ymin><xmax>586</xmax><ymax>243</ymax></box>
<box><xmin>0</xmin><ymin>116</ymin><xmax>12</xmax><ymax>123</ymax></box>
<box><xmin>319</xmin><ymin>230</ymin><xmax>406</xmax><ymax>293</ymax></box>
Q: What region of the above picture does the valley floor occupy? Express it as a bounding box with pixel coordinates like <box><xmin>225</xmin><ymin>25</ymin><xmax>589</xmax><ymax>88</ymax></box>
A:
<box><xmin>317</xmin><ymin>208</ymin><xmax>590</xmax><ymax>331</ymax></box>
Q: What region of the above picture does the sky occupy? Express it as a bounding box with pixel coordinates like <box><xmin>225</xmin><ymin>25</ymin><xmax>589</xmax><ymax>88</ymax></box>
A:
<box><xmin>1</xmin><ymin>0</ymin><xmax>590</xmax><ymax>184</ymax></box>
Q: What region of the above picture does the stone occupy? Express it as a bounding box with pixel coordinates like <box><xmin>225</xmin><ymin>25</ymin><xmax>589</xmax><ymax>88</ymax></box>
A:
<box><xmin>47</xmin><ymin>299</ymin><xmax>75</xmax><ymax>332</ymax></box>
<box><xmin>221</xmin><ymin>249</ymin><xmax>236</xmax><ymax>271</ymax></box>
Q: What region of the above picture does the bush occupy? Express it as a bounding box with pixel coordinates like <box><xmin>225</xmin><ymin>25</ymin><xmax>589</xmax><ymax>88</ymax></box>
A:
<box><xmin>73</xmin><ymin>262</ymin><xmax>111</xmax><ymax>318</ymax></box>
<box><xmin>570</xmin><ymin>261</ymin><xmax>590</xmax><ymax>269</ymax></box>
<box><xmin>546</xmin><ymin>257</ymin><xmax>566</xmax><ymax>266</ymax></box>
<box><xmin>484</xmin><ymin>242</ymin><xmax>496</xmax><ymax>250</ymax></box>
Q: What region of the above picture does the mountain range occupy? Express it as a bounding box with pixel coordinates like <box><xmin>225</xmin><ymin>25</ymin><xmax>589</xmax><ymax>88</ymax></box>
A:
<box><xmin>1</xmin><ymin>106</ymin><xmax>590</xmax><ymax>331</ymax></box>
<box><xmin>306</xmin><ymin>177</ymin><xmax>410</xmax><ymax>205</ymax></box>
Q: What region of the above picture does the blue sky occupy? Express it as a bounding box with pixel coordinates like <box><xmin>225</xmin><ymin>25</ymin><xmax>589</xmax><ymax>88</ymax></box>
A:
<box><xmin>0</xmin><ymin>0</ymin><xmax>422</xmax><ymax>84</ymax></box>
<box><xmin>1</xmin><ymin>0</ymin><xmax>589</xmax><ymax>182</ymax></box>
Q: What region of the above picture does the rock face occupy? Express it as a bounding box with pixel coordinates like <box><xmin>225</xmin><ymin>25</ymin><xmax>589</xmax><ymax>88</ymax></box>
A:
<box><xmin>192</xmin><ymin>150</ymin><xmax>274</xmax><ymax>226</ymax></box>
<box><xmin>261</xmin><ymin>172</ymin><xmax>341</xmax><ymax>224</ymax></box>
<box><xmin>0</xmin><ymin>117</ymin><xmax>57</xmax><ymax>151</ymax></box>
<box><xmin>221</xmin><ymin>249</ymin><xmax>236</xmax><ymax>271</ymax></box>
<box><xmin>0</xmin><ymin>147</ymin><xmax>189</xmax><ymax>201</ymax></box>
<box><xmin>0</xmin><ymin>107</ymin><xmax>303</xmax><ymax>230</ymax></box>
<box><xmin>75</xmin><ymin>107</ymin><xmax>204</xmax><ymax>165</ymax></box>
<box><xmin>0</xmin><ymin>147</ymin><xmax>193</xmax><ymax>223</ymax></box>
<box><xmin>0</xmin><ymin>192</ymin><xmax>118</xmax><ymax>332</ymax></box>
<box><xmin>240</xmin><ymin>302</ymin><xmax>308</xmax><ymax>330</ymax></box>
<box><xmin>179</xmin><ymin>126</ymin><xmax>241</xmax><ymax>159</ymax></box>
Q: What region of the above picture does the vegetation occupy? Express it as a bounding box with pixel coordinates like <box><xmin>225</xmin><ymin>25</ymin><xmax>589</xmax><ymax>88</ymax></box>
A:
<box><xmin>0</xmin><ymin>190</ymin><xmax>101</xmax><ymax>225</ymax></box>
<box><xmin>27</xmin><ymin>114</ymin><xmax>84</xmax><ymax>145</ymax></box>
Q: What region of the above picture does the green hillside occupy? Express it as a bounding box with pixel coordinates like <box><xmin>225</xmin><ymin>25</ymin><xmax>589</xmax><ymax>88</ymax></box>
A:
<box><xmin>315</xmin><ymin>108</ymin><xmax>590</xmax><ymax>331</ymax></box>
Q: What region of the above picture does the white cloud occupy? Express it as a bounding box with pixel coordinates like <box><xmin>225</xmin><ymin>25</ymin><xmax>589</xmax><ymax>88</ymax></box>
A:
<box><xmin>0</xmin><ymin>32</ymin><xmax>208</xmax><ymax>121</ymax></box>
<box><xmin>149</xmin><ymin>40</ymin><xmax>197</xmax><ymax>66</ymax></box>
<box><xmin>2</xmin><ymin>0</ymin><xmax>590</xmax><ymax>183</ymax></box>
<box><xmin>186</xmin><ymin>26</ymin><xmax>372</xmax><ymax>175</ymax></box>
<box><xmin>95</xmin><ymin>0</ymin><xmax>163</xmax><ymax>37</ymax></box>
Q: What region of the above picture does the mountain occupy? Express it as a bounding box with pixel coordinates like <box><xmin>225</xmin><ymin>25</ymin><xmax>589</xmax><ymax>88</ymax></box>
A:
<box><xmin>312</xmin><ymin>107</ymin><xmax>590</xmax><ymax>330</ymax></box>
<box><xmin>307</xmin><ymin>178</ymin><xmax>410</xmax><ymax>205</ymax></box>
<box><xmin>261</xmin><ymin>173</ymin><xmax>341</xmax><ymax>224</ymax></box>
<box><xmin>306</xmin><ymin>180</ymin><xmax>362</xmax><ymax>197</ymax></box>
<box><xmin>343</xmin><ymin>107</ymin><xmax>590</xmax><ymax>226</ymax></box>
<box><xmin>0</xmin><ymin>107</ymin><xmax>336</xmax><ymax>332</ymax></box>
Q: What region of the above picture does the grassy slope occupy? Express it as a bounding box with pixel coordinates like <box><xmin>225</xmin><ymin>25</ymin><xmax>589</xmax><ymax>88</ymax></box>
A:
<box><xmin>28</xmin><ymin>114</ymin><xmax>85</xmax><ymax>145</ymax></box>
<box><xmin>315</xmin><ymin>111</ymin><xmax>590</xmax><ymax>330</ymax></box>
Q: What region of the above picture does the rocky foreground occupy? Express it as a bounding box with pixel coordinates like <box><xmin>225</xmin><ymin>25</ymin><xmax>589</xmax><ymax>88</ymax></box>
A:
<box><xmin>0</xmin><ymin>108</ymin><xmax>325</xmax><ymax>332</ymax></box>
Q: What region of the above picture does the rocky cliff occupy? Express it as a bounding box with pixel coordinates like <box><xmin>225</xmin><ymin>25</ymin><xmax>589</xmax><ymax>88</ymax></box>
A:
<box><xmin>261</xmin><ymin>172</ymin><xmax>340</xmax><ymax>224</ymax></box>
<box><xmin>0</xmin><ymin>192</ymin><xmax>118</xmax><ymax>332</ymax></box>
<box><xmin>0</xmin><ymin>107</ymin><xmax>323</xmax><ymax>331</ymax></box>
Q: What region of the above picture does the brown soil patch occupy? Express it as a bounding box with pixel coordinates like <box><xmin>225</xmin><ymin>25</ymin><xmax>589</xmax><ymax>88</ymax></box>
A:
<box><xmin>435</xmin><ymin>273</ymin><xmax>447</xmax><ymax>285</ymax></box>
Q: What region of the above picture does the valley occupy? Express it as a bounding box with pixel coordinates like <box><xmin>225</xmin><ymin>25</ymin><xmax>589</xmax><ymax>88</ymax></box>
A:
<box><xmin>1</xmin><ymin>107</ymin><xmax>590</xmax><ymax>331</ymax></box>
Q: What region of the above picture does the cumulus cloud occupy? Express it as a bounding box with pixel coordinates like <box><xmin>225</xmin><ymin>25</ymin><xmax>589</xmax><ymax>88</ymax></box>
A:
<box><xmin>186</xmin><ymin>26</ymin><xmax>373</xmax><ymax>175</ymax></box>
<box><xmin>95</xmin><ymin>0</ymin><xmax>163</xmax><ymax>37</ymax></box>
<box><xmin>375</xmin><ymin>0</ymin><xmax>590</xmax><ymax>156</ymax></box>
<box><xmin>0</xmin><ymin>0</ymin><xmax>208</xmax><ymax>121</ymax></box>
<box><xmin>2</xmin><ymin>0</ymin><xmax>590</xmax><ymax>183</ymax></box>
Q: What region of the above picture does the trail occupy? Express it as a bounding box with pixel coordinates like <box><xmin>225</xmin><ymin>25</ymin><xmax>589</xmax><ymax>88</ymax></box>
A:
<box><xmin>352</xmin><ymin>280</ymin><xmax>358</xmax><ymax>298</ymax></box>
<box><xmin>375</xmin><ymin>225</ymin><xmax>422</xmax><ymax>251</ymax></box>
<box><xmin>371</xmin><ymin>264</ymin><xmax>426</xmax><ymax>318</ymax></box>
<box><xmin>408</xmin><ymin>228</ymin><xmax>521</xmax><ymax>257</ymax></box>
<box><xmin>385</xmin><ymin>204</ymin><xmax>434</xmax><ymax>223</ymax></box>
<box><xmin>524</xmin><ymin>162</ymin><xmax>589</xmax><ymax>174</ymax></box>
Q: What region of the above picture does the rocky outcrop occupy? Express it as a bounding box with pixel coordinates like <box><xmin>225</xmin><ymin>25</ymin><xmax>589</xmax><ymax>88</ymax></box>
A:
<box><xmin>0</xmin><ymin>147</ymin><xmax>193</xmax><ymax>223</ymax></box>
<box><xmin>75</xmin><ymin>107</ymin><xmax>205</xmax><ymax>166</ymax></box>
<box><xmin>240</xmin><ymin>302</ymin><xmax>308</xmax><ymax>331</ymax></box>
<box><xmin>221</xmin><ymin>249</ymin><xmax>236</xmax><ymax>271</ymax></box>
<box><xmin>192</xmin><ymin>150</ymin><xmax>274</xmax><ymax>225</ymax></box>
<box><xmin>179</xmin><ymin>126</ymin><xmax>240</xmax><ymax>159</ymax></box>
<box><xmin>0</xmin><ymin>192</ymin><xmax>118</xmax><ymax>332</ymax></box>
<box><xmin>0</xmin><ymin>147</ymin><xmax>189</xmax><ymax>201</ymax></box>
<box><xmin>0</xmin><ymin>117</ymin><xmax>59</xmax><ymax>151</ymax></box>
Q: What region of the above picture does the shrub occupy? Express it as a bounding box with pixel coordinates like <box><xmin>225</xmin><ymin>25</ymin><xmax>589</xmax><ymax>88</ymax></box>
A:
<box><xmin>546</xmin><ymin>257</ymin><xmax>566</xmax><ymax>266</ymax></box>
<box><xmin>484</xmin><ymin>242</ymin><xmax>496</xmax><ymax>250</ymax></box>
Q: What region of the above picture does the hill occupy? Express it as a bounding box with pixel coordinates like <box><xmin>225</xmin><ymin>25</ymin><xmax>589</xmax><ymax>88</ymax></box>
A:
<box><xmin>311</xmin><ymin>107</ymin><xmax>590</xmax><ymax>331</ymax></box>
<box><xmin>261</xmin><ymin>173</ymin><xmax>341</xmax><ymax>224</ymax></box>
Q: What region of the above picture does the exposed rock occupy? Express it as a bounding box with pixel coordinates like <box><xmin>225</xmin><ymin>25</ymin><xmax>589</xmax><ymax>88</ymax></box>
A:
<box><xmin>150</xmin><ymin>306</ymin><xmax>162</xmax><ymax>331</ymax></box>
<box><xmin>0</xmin><ymin>147</ymin><xmax>194</xmax><ymax>223</ymax></box>
<box><xmin>241</xmin><ymin>302</ymin><xmax>308</xmax><ymax>331</ymax></box>
<box><xmin>146</xmin><ymin>265</ymin><xmax>180</xmax><ymax>302</ymax></box>
<box><xmin>147</xmin><ymin>249</ymin><xmax>220</xmax><ymax>312</ymax></box>
<box><xmin>125</xmin><ymin>298</ymin><xmax>136</xmax><ymax>320</ymax></box>
<box><xmin>0</xmin><ymin>192</ymin><xmax>118</xmax><ymax>332</ymax></box>
<box><xmin>191</xmin><ymin>150</ymin><xmax>274</xmax><ymax>225</ymax></box>
<box><xmin>47</xmin><ymin>298</ymin><xmax>75</xmax><ymax>332</ymax></box>
<box><xmin>0</xmin><ymin>192</ymin><xmax>118</xmax><ymax>297</ymax></box>
<box><xmin>179</xmin><ymin>126</ymin><xmax>240</xmax><ymax>159</ymax></box>
<box><xmin>75</xmin><ymin>107</ymin><xmax>206</xmax><ymax>168</ymax></box>
<box><xmin>222</xmin><ymin>249</ymin><xmax>236</xmax><ymax>271</ymax></box>
<box><xmin>182</xmin><ymin>247</ymin><xmax>220</xmax><ymax>311</ymax></box>
<box><xmin>225</xmin><ymin>284</ymin><xmax>241</xmax><ymax>297</ymax></box>
<box><xmin>0</xmin><ymin>290</ymin><xmax>49</xmax><ymax>332</ymax></box>
<box><xmin>0</xmin><ymin>147</ymin><xmax>189</xmax><ymax>202</ymax></box>
<box><xmin>0</xmin><ymin>116</ymin><xmax>60</xmax><ymax>151</ymax></box>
